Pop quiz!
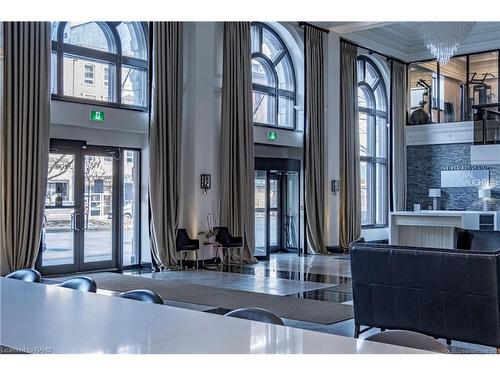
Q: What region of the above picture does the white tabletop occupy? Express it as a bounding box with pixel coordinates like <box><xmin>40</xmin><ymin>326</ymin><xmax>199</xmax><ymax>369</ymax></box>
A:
<box><xmin>392</xmin><ymin>210</ymin><xmax>499</xmax><ymax>216</ymax></box>
<box><xmin>0</xmin><ymin>277</ymin><xmax>425</xmax><ymax>354</ymax></box>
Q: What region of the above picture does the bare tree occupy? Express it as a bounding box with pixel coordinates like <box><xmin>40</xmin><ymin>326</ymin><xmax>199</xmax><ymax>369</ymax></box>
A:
<box><xmin>47</xmin><ymin>154</ymin><xmax>75</xmax><ymax>181</ymax></box>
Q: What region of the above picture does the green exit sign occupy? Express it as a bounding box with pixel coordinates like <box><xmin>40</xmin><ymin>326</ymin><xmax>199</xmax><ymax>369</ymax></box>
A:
<box><xmin>90</xmin><ymin>110</ymin><xmax>105</xmax><ymax>122</ymax></box>
<box><xmin>267</xmin><ymin>131</ymin><xmax>277</xmax><ymax>141</ymax></box>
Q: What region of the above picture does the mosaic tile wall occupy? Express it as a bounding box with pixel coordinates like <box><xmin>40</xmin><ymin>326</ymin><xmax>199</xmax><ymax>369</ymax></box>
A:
<box><xmin>406</xmin><ymin>143</ymin><xmax>500</xmax><ymax>211</ymax></box>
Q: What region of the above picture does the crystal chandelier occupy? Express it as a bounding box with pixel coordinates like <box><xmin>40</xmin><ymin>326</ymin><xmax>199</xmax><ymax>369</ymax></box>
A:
<box><xmin>416</xmin><ymin>22</ymin><xmax>476</xmax><ymax>64</ymax></box>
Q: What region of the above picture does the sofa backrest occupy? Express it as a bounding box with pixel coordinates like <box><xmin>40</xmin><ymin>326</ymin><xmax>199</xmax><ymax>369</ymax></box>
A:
<box><xmin>349</xmin><ymin>242</ymin><xmax>500</xmax><ymax>347</ymax></box>
<box><xmin>454</xmin><ymin>228</ymin><xmax>500</xmax><ymax>252</ymax></box>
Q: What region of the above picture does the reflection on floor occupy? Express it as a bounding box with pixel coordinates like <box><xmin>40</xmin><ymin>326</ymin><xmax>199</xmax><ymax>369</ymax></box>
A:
<box><xmin>139</xmin><ymin>268</ymin><xmax>334</xmax><ymax>295</ymax></box>
<box><xmin>125</xmin><ymin>252</ymin><xmax>493</xmax><ymax>353</ymax></box>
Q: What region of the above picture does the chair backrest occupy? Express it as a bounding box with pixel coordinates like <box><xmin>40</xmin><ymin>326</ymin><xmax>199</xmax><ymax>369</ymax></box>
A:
<box><xmin>120</xmin><ymin>289</ymin><xmax>164</xmax><ymax>305</ymax></box>
<box><xmin>5</xmin><ymin>269</ymin><xmax>42</xmax><ymax>283</ymax></box>
<box><xmin>176</xmin><ymin>228</ymin><xmax>190</xmax><ymax>248</ymax></box>
<box><xmin>58</xmin><ymin>276</ymin><xmax>97</xmax><ymax>293</ymax></box>
<box><xmin>454</xmin><ymin>228</ymin><xmax>500</xmax><ymax>251</ymax></box>
<box><xmin>366</xmin><ymin>330</ymin><xmax>449</xmax><ymax>353</ymax></box>
<box><xmin>215</xmin><ymin>227</ymin><xmax>230</xmax><ymax>244</ymax></box>
<box><xmin>224</xmin><ymin>307</ymin><xmax>285</xmax><ymax>326</ymax></box>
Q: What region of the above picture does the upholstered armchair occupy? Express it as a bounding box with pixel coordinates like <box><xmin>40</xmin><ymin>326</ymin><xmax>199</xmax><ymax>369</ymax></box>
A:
<box><xmin>176</xmin><ymin>228</ymin><xmax>200</xmax><ymax>269</ymax></box>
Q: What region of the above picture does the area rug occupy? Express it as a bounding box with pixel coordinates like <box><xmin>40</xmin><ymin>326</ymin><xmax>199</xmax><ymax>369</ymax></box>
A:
<box><xmin>51</xmin><ymin>272</ymin><xmax>354</xmax><ymax>325</ymax></box>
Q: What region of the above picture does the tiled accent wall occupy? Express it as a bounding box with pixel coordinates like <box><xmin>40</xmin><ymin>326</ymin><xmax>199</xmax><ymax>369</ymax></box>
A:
<box><xmin>406</xmin><ymin>143</ymin><xmax>500</xmax><ymax>211</ymax></box>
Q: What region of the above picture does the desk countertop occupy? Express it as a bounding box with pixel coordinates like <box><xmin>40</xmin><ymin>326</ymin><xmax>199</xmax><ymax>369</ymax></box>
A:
<box><xmin>392</xmin><ymin>210</ymin><xmax>499</xmax><ymax>216</ymax></box>
<box><xmin>0</xmin><ymin>277</ymin><xmax>425</xmax><ymax>354</ymax></box>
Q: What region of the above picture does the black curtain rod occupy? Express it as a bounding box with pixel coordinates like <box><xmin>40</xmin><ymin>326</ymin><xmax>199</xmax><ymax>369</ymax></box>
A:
<box><xmin>299</xmin><ymin>22</ymin><xmax>330</xmax><ymax>34</ymax></box>
<box><xmin>340</xmin><ymin>38</ymin><xmax>407</xmax><ymax>66</ymax></box>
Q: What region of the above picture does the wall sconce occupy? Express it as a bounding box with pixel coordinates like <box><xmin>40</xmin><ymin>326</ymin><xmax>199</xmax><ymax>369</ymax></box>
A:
<box><xmin>200</xmin><ymin>174</ymin><xmax>211</xmax><ymax>194</ymax></box>
<box><xmin>331</xmin><ymin>179</ymin><xmax>340</xmax><ymax>195</ymax></box>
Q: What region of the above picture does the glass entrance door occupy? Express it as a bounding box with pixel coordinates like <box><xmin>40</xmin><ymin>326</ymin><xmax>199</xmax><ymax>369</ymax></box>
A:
<box><xmin>284</xmin><ymin>171</ymin><xmax>299</xmax><ymax>251</ymax></box>
<box><xmin>80</xmin><ymin>152</ymin><xmax>117</xmax><ymax>271</ymax></box>
<box><xmin>254</xmin><ymin>170</ymin><xmax>267</xmax><ymax>258</ymax></box>
<box><xmin>254</xmin><ymin>164</ymin><xmax>300</xmax><ymax>260</ymax></box>
<box><xmin>37</xmin><ymin>141</ymin><xmax>120</xmax><ymax>275</ymax></box>
<box><xmin>268</xmin><ymin>173</ymin><xmax>281</xmax><ymax>253</ymax></box>
<box><xmin>41</xmin><ymin>151</ymin><xmax>79</xmax><ymax>271</ymax></box>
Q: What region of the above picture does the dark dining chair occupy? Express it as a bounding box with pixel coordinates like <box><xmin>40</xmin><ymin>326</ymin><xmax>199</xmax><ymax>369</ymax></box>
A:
<box><xmin>176</xmin><ymin>228</ymin><xmax>200</xmax><ymax>269</ymax></box>
<box><xmin>215</xmin><ymin>226</ymin><xmax>243</xmax><ymax>266</ymax></box>
<box><xmin>58</xmin><ymin>276</ymin><xmax>97</xmax><ymax>293</ymax></box>
<box><xmin>365</xmin><ymin>330</ymin><xmax>449</xmax><ymax>353</ymax></box>
<box><xmin>120</xmin><ymin>289</ymin><xmax>164</xmax><ymax>305</ymax></box>
<box><xmin>5</xmin><ymin>269</ymin><xmax>42</xmax><ymax>283</ymax></box>
<box><xmin>224</xmin><ymin>307</ymin><xmax>285</xmax><ymax>326</ymax></box>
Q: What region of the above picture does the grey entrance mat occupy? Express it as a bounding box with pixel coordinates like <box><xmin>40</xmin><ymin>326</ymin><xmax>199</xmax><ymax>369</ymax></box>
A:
<box><xmin>51</xmin><ymin>272</ymin><xmax>353</xmax><ymax>325</ymax></box>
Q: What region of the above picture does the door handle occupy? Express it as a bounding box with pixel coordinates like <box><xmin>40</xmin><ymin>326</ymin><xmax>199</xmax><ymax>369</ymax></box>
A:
<box><xmin>70</xmin><ymin>212</ymin><xmax>76</xmax><ymax>230</ymax></box>
<box><xmin>82</xmin><ymin>212</ymin><xmax>89</xmax><ymax>230</ymax></box>
<box><xmin>70</xmin><ymin>212</ymin><xmax>81</xmax><ymax>231</ymax></box>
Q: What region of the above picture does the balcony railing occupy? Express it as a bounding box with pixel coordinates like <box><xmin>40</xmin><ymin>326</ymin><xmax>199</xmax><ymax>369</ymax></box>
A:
<box><xmin>472</xmin><ymin>103</ymin><xmax>500</xmax><ymax>144</ymax></box>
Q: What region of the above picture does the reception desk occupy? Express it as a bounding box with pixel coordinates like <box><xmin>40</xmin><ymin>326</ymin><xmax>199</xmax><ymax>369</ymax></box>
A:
<box><xmin>390</xmin><ymin>210</ymin><xmax>500</xmax><ymax>249</ymax></box>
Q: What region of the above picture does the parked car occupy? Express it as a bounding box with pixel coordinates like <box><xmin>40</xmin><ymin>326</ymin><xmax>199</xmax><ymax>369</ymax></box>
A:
<box><xmin>107</xmin><ymin>203</ymin><xmax>133</xmax><ymax>220</ymax></box>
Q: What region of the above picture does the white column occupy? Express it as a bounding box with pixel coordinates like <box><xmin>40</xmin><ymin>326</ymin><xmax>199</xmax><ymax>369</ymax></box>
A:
<box><xmin>324</xmin><ymin>31</ymin><xmax>341</xmax><ymax>248</ymax></box>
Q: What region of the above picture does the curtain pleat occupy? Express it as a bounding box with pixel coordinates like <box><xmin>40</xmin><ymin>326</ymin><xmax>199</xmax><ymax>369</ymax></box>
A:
<box><xmin>391</xmin><ymin>61</ymin><xmax>407</xmax><ymax>211</ymax></box>
<box><xmin>148</xmin><ymin>22</ymin><xmax>183</xmax><ymax>269</ymax></box>
<box><xmin>220</xmin><ymin>22</ymin><xmax>257</xmax><ymax>263</ymax></box>
<box><xmin>339</xmin><ymin>41</ymin><xmax>361</xmax><ymax>251</ymax></box>
<box><xmin>304</xmin><ymin>26</ymin><xmax>327</xmax><ymax>254</ymax></box>
<box><xmin>0</xmin><ymin>22</ymin><xmax>50</xmax><ymax>275</ymax></box>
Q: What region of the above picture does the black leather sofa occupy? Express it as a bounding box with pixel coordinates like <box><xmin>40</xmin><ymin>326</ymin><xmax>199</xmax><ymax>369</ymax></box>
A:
<box><xmin>349</xmin><ymin>241</ymin><xmax>500</xmax><ymax>350</ymax></box>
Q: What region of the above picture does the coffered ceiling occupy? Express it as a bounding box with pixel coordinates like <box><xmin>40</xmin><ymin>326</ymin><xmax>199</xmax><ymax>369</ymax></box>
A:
<box><xmin>316</xmin><ymin>22</ymin><xmax>500</xmax><ymax>62</ymax></box>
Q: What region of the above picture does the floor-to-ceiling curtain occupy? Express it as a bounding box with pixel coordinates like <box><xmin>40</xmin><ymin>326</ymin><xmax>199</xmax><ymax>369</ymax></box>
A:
<box><xmin>220</xmin><ymin>22</ymin><xmax>256</xmax><ymax>263</ymax></box>
<box><xmin>391</xmin><ymin>60</ymin><xmax>407</xmax><ymax>211</ymax></box>
<box><xmin>149</xmin><ymin>22</ymin><xmax>183</xmax><ymax>269</ymax></box>
<box><xmin>0</xmin><ymin>22</ymin><xmax>51</xmax><ymax>275</ymax></box>
<box><xmin>304</xmin><ymin>26</ymin><xmax>327</xmax><ymax>254</ymax></box>
<box><xmin>339</xmin><ymin>41</ymin><xmax>361</xmax><ymax>251</ymax></box>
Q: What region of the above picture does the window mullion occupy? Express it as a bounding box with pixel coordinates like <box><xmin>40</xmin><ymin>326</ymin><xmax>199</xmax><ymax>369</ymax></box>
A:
<box><xmin>371</xmin><ymin>161</ymin><xmax>377</xmax><ymax>225</ymax></box>
<box><xmin>116</xmin><ymin>60</ymin><xmax>121</xmax><ymax>104</ymax></box>
<box><xmin>56</xmin><ymin>42</ymin><xmax>64</xmax><ymax>95</ymax></box>
<box><xmin>273</xmin><ymin>50</ymin><xmax>286</xmax><ymax>66</ymax></box>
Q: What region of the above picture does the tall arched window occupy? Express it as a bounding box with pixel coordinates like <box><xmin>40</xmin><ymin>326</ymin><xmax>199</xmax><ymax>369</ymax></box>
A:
<box><xmin>357</xmin><ymin>56</ymin><xmax>388</xmax><ymax>227</ymax></box>
<box><xmin>251</xmin><ymin>22</ymin><xmax>296</xmax><ymax>129</ymax></box>
<box><xmin>51</xmin><ymin>22</ymin><xmax>148</xmax><ymax>109</ymax></box>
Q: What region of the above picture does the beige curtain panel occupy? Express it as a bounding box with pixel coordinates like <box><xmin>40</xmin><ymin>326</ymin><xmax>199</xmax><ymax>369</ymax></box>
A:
<box><xmin>339</xmin><ymin>41</ymin><xmax>361</xmax><ymax>251</ymax></box>
<box><xmin>391</xmin><ymin>60</ymin><xmax>407</xmax><ymax>211</ymax></box>
<box><xmin>0</xmin><ymin>22</ymin><xmax>51</xmax><ymax>275</ymax></box>
<box><xmin>304</xmin><ymin>26</ymin><xmax>327</xmax><ymax>254</ymax></box>
<box><xmin>220</xmin><ymin>22</ymin><xmax>257</xmax><ymax>263</ymax></box>
<box><xmin>149</xmin><ymin>22</ymin><xmax>183</xmax><ymax>269</ymax></box>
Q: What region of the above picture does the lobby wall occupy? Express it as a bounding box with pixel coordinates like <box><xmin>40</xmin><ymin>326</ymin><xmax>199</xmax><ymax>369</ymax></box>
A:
<box><xmin>407</xmin><ymin>142</ymin><xmax>500</xmax><ymax>211</ymax></box>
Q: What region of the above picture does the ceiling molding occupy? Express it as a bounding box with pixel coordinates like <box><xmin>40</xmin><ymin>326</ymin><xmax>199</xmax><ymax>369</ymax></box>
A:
<box><xmin>340</xmin><ymin>33</ymin><xmax>409</xmax><ymax>62</ymax></box>
<box><xmin>328</xmin><ymin>22</ymin><xmax>394</xmax><ymax>35</ymax></box>
<box><xmin>344</xmin><ymin>22</ymin><xmax>500</xmax><ymax>63</ymax></box>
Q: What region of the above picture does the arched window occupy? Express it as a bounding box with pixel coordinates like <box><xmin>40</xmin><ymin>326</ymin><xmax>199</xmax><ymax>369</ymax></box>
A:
<box><xmin>251</xmin><ymin>22</ymin><xmax>296</xmax><ymax>129</ymax></box>
<box><xmin>51</xmin><ymin>22</ymin><xmax>148</xmax><ymax>108</ymax></box>
<box><xmin>357</xmin><ymin>56</ymin><xmax>388</xmax><ymax>227</ymax></box>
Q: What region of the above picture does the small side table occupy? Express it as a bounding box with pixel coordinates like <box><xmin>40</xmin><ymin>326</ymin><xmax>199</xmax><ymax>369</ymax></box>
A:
<box><xmin>200</xmin><ymin>242</ymin><xmax>222</xmax><ymax>268</ymax></box>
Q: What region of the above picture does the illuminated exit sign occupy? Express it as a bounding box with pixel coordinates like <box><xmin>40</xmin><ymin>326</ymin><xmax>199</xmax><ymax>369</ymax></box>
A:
<box><xmin>267</xmin><ymin>131</ymin><xmax>277</xmax><ymax>141</ymax></box>
<box><xmin>90</xmin><ymin>110</ymin><xmax>105</xmax><ymax>122</ymax></box>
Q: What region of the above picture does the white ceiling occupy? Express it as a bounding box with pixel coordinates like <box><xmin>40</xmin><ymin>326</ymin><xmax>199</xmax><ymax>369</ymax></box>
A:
<box><xmin>317</xmin><ymin>22</ymin><xmax>500</xmax><ymax>62</ymax></box>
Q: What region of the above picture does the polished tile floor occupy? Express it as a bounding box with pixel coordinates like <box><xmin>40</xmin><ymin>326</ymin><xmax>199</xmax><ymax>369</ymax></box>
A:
<box><xmin>146</xmin><ymin>252</ymin><xmax>494</xmax><ymax>354</ymax></box>
<box><xmin>138</xmin><ymin>268</ymin><xmax>335</xmax><ymax>295</ymax></box>
<box><xmin>119</xmin><ymin>252</ymin><xmax>495</xmax><ymax>353</ymax></box>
